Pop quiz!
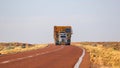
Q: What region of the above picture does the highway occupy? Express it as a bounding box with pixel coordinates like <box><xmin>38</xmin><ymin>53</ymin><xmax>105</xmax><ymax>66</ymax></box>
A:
<box><xmin>0</xmin><ymin>44</ymin><xmax>90</xmax><ymax>68</ymax></box>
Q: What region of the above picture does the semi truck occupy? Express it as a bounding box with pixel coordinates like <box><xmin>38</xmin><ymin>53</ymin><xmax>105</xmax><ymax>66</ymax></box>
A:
<box><xmin>54</xmin><ymin>26</ymin><xmax>72</xmax><ymax>45</ymax></box>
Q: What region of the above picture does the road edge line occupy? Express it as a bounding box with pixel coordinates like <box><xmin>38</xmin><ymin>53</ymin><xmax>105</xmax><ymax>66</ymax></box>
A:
<box><xmin>74</xmin><ymin>48</ymin><xmax>85</xmax><ymax>68</ymax></box>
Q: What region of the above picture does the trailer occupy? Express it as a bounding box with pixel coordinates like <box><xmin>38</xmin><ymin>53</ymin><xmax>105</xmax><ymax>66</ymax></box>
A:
<box><xmin>54</xmin><ymin>26</ymin><xmax>72</xmax><ymax>45</ymax></box>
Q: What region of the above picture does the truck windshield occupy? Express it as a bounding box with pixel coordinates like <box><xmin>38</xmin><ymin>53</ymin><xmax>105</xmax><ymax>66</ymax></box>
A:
<box><xmin>61</xmin><ymin>36</ymin><xmax>66</xmax><ymax>38</ymax></box>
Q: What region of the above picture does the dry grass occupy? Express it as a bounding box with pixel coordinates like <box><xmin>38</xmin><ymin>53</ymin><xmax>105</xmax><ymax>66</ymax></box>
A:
<box><xmin>73</xmin><ymin>43</ymin><xmax>120</xmax><ymax>68</ymax></box>
<box><xmin>0</xmin><ymin>44</ymin><xmax>48</xmax><ymax>55</ymax></box>
<box><xmin>0</xmin><ymin>45</ymin><xmax>4</xmax><ymax>51</ymax></box>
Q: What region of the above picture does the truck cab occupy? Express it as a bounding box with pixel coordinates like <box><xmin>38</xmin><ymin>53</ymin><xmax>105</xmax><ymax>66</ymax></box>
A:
<box><xmin>59</xmin><ymin>32</ymin><xmax>67</xmax><ymax>45</ymax></box>
<box><xmin>54</xmin><ymin>26</ymin><xmax>72</xmax><ymax>45</ymax></box>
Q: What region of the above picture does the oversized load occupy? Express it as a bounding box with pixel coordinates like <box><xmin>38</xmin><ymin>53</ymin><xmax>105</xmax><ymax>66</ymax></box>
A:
<box><xmin>54</xmin><ymin>26</ymin><xmax>72</xmax><ymax>45</ymax></box>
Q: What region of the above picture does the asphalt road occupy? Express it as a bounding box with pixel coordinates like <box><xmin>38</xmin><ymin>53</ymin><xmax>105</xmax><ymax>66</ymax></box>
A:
<box><xmin>0</xmin><ymin>44</ymin><xmax>90</xmax><ymax>68</ymax></box>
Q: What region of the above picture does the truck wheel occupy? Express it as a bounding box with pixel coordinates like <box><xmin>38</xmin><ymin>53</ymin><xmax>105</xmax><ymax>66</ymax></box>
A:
<box><xmin>56</xmin><ymin>41</ymin><xmax>60</xmax><ymax>45</ymax></box>
<box><xmin>56</xmin><ymin>43</ymin><xmax>59</xmax><ymax>45</ymax></box>
<box><xmin>66</xmin><ymin>39</ymin><xmax>71</xmax><ymax>45</ymax></box>
<box><xmin>66</xmin><ymin>43</ymin><xmax>70</xmax><ymax>45</ymax></box>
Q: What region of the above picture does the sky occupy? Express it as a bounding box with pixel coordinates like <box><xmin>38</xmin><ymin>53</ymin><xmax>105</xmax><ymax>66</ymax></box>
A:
<box><xmin>0</xmin><ymin>0</ymin><xmax>120</xmax><ymax>44</ymax></box>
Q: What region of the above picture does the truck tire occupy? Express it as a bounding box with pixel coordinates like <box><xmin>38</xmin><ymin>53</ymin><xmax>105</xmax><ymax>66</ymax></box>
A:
<box><xmin>56</xmin><ymin>41</ymin><xmax>60</xmax><ymax>45</ymax></box>
<box><xmin>66</xmin><ymin>39</ymin><xmax>71</xmax><ymax>45</ymax></box>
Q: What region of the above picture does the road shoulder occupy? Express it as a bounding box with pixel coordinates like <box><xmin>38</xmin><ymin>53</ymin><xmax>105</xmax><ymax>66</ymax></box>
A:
<box><xmin>79</xmin><ymin>50</ymin><xmax>91</xmax><ymax>68</ymax></box>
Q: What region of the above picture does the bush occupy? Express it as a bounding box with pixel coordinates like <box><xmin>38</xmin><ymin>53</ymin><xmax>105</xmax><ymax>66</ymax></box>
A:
<box><xmin>6</xmin><ymin>45</ymin><xmax>15</xmax><ymax>50</ymax></box>
<box><xmin>0</xmin><ymin>45</ymin><xmax>4</xmax><ymax>51</ymax></box>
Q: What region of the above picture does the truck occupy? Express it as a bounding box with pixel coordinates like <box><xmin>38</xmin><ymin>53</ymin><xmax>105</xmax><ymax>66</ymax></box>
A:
<box><xmin>54</xmin><ymin>26</ymin><xmax>72</xmax><ymax>45</ymax></box>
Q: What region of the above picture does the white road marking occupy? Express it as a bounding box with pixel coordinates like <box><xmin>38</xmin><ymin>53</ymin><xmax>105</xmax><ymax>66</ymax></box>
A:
<box><xmin>74</xmin><ymin>48</ymin><xmax>85</xmax><ymax>68</ymax></box>
<box><xmin>27</xmin><ymin>55</ymin><xmax>33</xmax><ymax>58</ymax></box>
<box><xmin>1</xmin><ymin>61</ymin><xmax>10</xmax><ymax>64</ymax></box>
<box><xmin>35</xmin><ymin>54</ymin><xmax>40</xmax><ymax>56</ymax></box>
<box><xmin>16</xmin><ymin>58</ymin><xmax>24</xmax><ymax>60</ymax></box>
<box><xmin>0</xmin><ymin>46</ymin><xmax>64</xmax><ymax>64</ymax></box>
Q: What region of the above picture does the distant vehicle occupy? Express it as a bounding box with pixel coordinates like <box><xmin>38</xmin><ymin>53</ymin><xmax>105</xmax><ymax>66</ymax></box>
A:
<box><xmin>54</xmin><ymin>26</ymin><xmax>72</xmax><ymax>45</ymax></box>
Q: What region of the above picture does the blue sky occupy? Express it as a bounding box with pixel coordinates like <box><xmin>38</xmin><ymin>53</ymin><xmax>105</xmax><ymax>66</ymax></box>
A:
<box><xmin>0</xmin><ymin>0</ymin><xmax>120</xmax><ymax>43</ymax></box>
